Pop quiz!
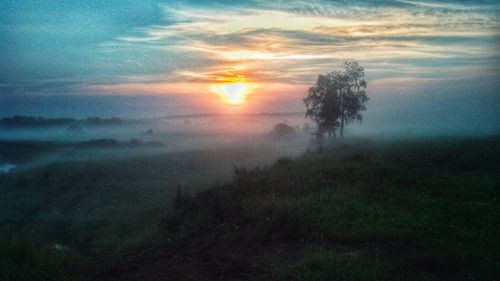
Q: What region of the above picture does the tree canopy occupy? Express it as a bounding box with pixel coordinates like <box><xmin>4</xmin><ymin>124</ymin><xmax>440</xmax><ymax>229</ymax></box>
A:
<box><xmin>304</xmin><ymin>60</ymin><xmax>368</xmax><ymax>137</ymax></box>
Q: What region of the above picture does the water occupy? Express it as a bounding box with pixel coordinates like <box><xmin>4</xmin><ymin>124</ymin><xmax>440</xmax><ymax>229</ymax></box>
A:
<box><xmin>0</xmin><ymin>163</ymin><xmax>17</xmax><ymax>173</ymax></box>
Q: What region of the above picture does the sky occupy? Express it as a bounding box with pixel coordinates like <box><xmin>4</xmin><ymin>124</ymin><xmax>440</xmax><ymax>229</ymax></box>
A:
<box><xmin>1</xmin><ymin>0</ymin><xmax>499</xmax><ymax>122</ymax></box>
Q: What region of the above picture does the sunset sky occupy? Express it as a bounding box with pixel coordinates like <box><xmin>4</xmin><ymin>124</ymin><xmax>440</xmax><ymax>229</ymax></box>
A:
<box><xmin>1</xmin><ymin>0</ymin><xmax>499</xmax><ymax>116</ymax></box>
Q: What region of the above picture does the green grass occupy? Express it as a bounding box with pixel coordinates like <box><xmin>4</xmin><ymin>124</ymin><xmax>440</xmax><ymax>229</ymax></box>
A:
<box><xmin>1</xmin><ymin>136</ymin><xmax>499</xmax><ymax>280</ymax></box>
<box><xmin>0</xmin><ymin>231</ymin><xmax>84</xmax><ymax>281</ymax></box>
<box><xmin>159</xmin><ymin>137</ymin><xmax>500</xmax><ymax>280</ymax></box>
<box><xmin>0</xmin><ymin>146</ymin><xmax>272</xmax><ymax>250</ymax></box>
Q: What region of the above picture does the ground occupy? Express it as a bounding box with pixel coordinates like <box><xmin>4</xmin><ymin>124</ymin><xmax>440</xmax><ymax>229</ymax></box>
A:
<box><xmin>1</xmin><ymin>136</ymin><xmax>499</xmax><ymax>281</ymax></box>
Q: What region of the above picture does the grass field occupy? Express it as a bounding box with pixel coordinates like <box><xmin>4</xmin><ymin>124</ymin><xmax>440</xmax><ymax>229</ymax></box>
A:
<box><xmin>1</xmin><ymin>136</ymin><xmax>499</xmax><ymax>280</ymax></box>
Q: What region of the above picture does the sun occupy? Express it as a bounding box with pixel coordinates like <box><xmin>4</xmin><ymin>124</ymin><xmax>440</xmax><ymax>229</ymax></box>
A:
<box><xmin>212</xmin><ymin>83</ymin><xmax>248</xmax><ymax>105</ymax></box>
<box><xmin>211</xmin><ymin>80</ymin><xmax>257</xmax><ymax>106</ymax></box>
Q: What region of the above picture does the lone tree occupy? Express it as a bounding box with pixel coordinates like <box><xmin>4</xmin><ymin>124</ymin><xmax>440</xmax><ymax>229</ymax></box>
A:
<box><xmin>304</xmin><ymin>60</ymin><xmax>368</xmax><ymax>137</ymax></box>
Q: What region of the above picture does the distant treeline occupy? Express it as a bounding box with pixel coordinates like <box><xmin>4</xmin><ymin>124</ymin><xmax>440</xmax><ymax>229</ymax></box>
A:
<box><xmin>0</xmin><ymin>116</ymin><xmax>124</xmax><ymax>127</ymax></box>
<box><xmin>85</xmin><ymin>117</ymin><xmax>123</xmax><ymax>125</ymax></box>
<box><xmin>78</xmin><ymin>138</ymin><xmax>163</xmax><ymax>148</ymax></box>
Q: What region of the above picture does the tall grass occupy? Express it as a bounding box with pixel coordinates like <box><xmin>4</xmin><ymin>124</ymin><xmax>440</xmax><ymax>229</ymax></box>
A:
<box><xmin>160</xmin><ymin>137</ymin><xmax>500</xmax><ymax>280</ymax></box>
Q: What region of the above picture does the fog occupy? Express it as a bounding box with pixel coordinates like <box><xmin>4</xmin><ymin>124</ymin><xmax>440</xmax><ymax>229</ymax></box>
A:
<box><xmin>0</xmin><ymin>114</ymin><xmax>316</xmax><ymax>182</ymax></box>
<box><xmin>2</xmin><ymin>87</ymin><xmax>498</xmax><ymax>139</ymax></box>
<box><xmin>1</xmin><ymin>91</ymin><xmax>498</xmax><ymax>180</ymax></box>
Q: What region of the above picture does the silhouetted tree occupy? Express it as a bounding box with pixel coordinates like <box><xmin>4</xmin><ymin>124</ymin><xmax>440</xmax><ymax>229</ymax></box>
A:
<box><xmin>304</xmin><ymin>60</ymin><xmax>368</xmax><ymax>137</ymax></box>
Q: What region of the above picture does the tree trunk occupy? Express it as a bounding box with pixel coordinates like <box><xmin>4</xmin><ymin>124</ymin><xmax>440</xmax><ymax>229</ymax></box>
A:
<box><xmin>340</xmin><ymin>114</ymin><xmax>344</xmax><ymax>137</ymax></box>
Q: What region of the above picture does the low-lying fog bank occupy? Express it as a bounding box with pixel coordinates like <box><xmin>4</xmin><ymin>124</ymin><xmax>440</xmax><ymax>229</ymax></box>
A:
<box><xmin>0</xmin><ymin>113</ymin><xmax>317</xmax><ymax>178</ymax></box>
<box><xmin>1</xmin><ymin>112</ymin><xmax>498</xmax><ymax>174</ymax></box>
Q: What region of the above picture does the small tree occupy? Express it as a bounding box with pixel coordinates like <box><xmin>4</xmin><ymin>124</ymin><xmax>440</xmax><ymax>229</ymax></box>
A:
<box><xmin>304</xmin><ymin>60</ymin><xmax>368</xmax><ymax>137</ymax></box>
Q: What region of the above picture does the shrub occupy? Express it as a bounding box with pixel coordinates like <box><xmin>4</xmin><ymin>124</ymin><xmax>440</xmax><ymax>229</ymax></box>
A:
<box><xmin>272</xmin><ymin>123</ymin><xmax>296</xmax><ymax>138</ymax></box>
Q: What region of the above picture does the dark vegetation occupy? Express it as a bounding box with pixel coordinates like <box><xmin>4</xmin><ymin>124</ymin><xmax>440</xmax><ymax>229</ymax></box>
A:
<box><xmin>78</xmin><ymin>138</ymin><xmax>120</xmax><ymax>147</ymax></box>
<box><xmin>270</xmin><ymin>123</ymin><xmax>297</xmax><ymax>139</ymax></box>
<box><xmin>0</xmin><ymin>141</ymin><xmax>62</xmax><ymax>163</ymax></box>
<box><xmin>0</xmin><ymin>116</ymin><xmax>125</xmax><ymax>128</ymax></box>
<box><xmin>77</xmin><ymin>138</ymin><xmax>162</xmax><ymax>148</ymax></box>
<box><xmin>84</xmin><ymin>117</ymin><xmax>123</xmax><ymax>126</ymax></box>
<box><xmin>0</xmin><ymin>143</ymin><xmax>300</xmax><ymax>278</ymax></box>
<box><xmin>67</xmin><ymin>124</ymin><xmax>84</xmax><ymax>133</ymax></box>
<box><xmin>0</xmin><ymin>116</ymin><xmax>76</xmax><ymax>127</ymax></box>
<box><xmin>151</xmin><ymin>137</ymin><xmax>500</xmax><ymax>281</ymax></box>
<box><xmin>1</xmin><ymin>136</ymin><xmax>498</xmax><ymax>280</ymax></box>
<box><xmin>0</xmin><ymin>139</ymin><xmax>163</xmax><ymax>163</ymax></box>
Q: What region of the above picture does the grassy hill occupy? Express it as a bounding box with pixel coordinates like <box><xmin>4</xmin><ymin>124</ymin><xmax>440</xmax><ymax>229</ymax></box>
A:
<box><xmin>1</xmin><ymin>137</ymin><xmax>499</xmax><ymax>280</ymax></box>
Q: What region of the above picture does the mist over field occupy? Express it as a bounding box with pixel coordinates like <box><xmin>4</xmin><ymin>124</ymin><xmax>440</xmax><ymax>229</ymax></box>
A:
<box><xmin>2</xmin><ymin>90</ymin><xmax>498</xmax><ymax>141</ymax></box>
<box><xmin>1</xmin><ymin>0</ymin><xmax>499</xmax><ymax>280</ymax></box>
<box><xmin>0</xmin><ymin>113</ymin><xmax>313</xmax><ymax>176</ymax></box>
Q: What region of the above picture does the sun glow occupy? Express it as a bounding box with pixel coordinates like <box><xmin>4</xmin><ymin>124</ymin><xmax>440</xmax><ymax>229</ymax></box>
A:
<box><xmin>211</xmin><ymin>78</ymin><xmax>257</xmax><ymax>105</ymax></box>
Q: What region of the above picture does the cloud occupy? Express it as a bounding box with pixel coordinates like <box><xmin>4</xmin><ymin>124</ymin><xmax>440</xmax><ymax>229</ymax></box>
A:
<box><xmin>104</xmin><ymin>0</ymin><xmax>498</xmax><ymax>87</ymax></box>
<box><xmin>2</xmin><ymin>0</ymin><xmax>498</xmax><ymax>101</ymax></box>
